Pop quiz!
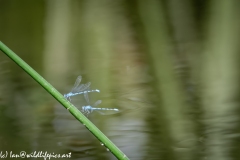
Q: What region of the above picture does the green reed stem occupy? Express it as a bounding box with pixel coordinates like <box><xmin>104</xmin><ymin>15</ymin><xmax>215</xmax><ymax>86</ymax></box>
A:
<box><xmin>0</xmin><ymin>41</ymin><xmax>129</xmax><ymax>160</ymax></box>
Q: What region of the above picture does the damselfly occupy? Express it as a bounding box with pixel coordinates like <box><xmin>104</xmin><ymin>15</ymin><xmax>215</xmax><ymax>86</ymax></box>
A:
<box><xmin>82</xmin><ymin>93</ymin><xmax>119</xmax><ymax>116</ymax></box>
<box><xmin>64</xmin><ymin>76</ymin><xmax>100</xmax><ymax>101</ymax></box>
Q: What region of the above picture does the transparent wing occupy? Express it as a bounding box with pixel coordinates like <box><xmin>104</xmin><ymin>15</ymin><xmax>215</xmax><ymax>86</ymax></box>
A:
<box><xmin>72</xmin><ymin>84</ymin><xmax>85</xmax><ymax>93</ymax></box>
<box><xmin>84</xmin><ymin>82</ymin><xmax>91</xmax><ymax>89</ymax></box>
<box><xmin>95</xmin><ymin>110</ymin><xmax>105</xmax><ymax>115</ymax></box>
<box><xmin>82</xmin><ymin>82</ymin><xmax>91</xmax><ymax>104</ymax></box>
<box><xmin>84</xmin><ymin>92</ymin><xmax>90</xmax><ymax>104</ymax></box>
<box><xmin>70</xmin><ymin>76</ymin><xmax>82</xmax><ymax>92</ymax></box>
<box><xmin>73</xmin><ymin>82</ymin><xmax>91</xmax><ymax>93</ymax></box>
<box><xmin>94</xmin><ymin>100</ymin><xmax>102</xmax><ymax>106</ymax></box>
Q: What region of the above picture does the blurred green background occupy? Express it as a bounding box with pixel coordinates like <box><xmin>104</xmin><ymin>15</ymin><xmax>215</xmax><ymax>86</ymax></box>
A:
<box><xmin>1</xmin><ymin>0</ymin><xmax>240</xmax><ymax>159</ymax></box>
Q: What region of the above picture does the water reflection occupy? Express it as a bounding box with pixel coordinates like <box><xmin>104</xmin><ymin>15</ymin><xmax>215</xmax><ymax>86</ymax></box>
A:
<box><xmin>1</xmin><ymin>47</ymin><xmax>240</xmax><ymax>160</ymax></box>
<box><xmin>53</xmin><ymin>84</ymin><xmax>151</xmax><ymax>159</ymax></box>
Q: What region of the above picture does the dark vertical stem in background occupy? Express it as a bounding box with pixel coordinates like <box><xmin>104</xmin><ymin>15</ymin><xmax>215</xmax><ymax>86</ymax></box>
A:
<box><xmin>43</xmin><ymin>0</ymin><xmax>71</xmax><ymax>87</ymax></box>
<box><xmin>201</xmin><ymin>1</ymin><xmax>240</xmax><ymax>160</ymax></box>
<box><xmin>166</xmin><ymin>0</ymin><xmax>204</xmax><ymax>159</ymax></box>
<box><xmin>137</xmin><ymin>0</ymin><xmax>196</xmax><ymax>159</ymax></box>
<box><xmin>81</xmin><ymin>0</ymin><xmax>114</xmax><ymax>105</ymax></box>
<box><xmin>80</xmin><ymin>1</ymin><xmax>115</xmax><ymax>159</ymax></box>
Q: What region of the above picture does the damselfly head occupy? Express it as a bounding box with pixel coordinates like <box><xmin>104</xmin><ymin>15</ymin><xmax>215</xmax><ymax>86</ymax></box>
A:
<box><xmin>63</xmin><ymin>94</ymin><xmax>71</xmax><ymax>101</ymax></box>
